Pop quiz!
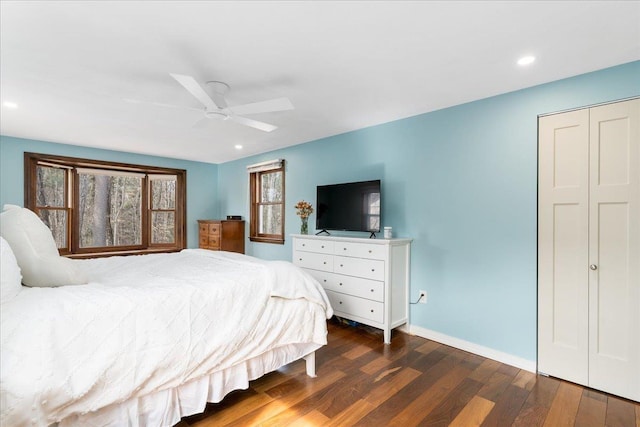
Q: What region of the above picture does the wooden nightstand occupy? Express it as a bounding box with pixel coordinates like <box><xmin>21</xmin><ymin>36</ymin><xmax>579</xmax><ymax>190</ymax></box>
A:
<box><xmin>198</xmin><ymin>220</ymin><xmax>245</xmax><ymax>254</ymax></box>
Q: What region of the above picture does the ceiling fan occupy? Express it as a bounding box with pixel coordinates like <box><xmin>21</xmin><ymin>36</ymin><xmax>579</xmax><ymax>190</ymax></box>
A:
<box><xmin>169</xmin><ymin>73</ymin><xmax>293</xmax><ymax>132</ymax></box>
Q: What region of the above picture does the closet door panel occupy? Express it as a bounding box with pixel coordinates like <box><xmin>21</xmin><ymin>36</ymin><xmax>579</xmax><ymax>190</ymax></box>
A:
<box><xmin>538</xmin><ymin>109</ymin><xmax>590</xmax><ymax>384</ymax></box>
<box><xmin>588</xmin><ymin>99</ymin><xmax>640</xmax><ymax>401</ymax></box>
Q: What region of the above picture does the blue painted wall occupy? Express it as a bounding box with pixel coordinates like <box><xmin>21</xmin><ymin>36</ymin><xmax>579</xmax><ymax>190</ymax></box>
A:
<box><xmin>0</xmin><ymin>136</ymin><xmax>218</xmax><ymax>248</ymax></box>
<box><xmin>217</xmin><ymin>61</ymin><xmax>640</xmax><ymax>362</ymax></box>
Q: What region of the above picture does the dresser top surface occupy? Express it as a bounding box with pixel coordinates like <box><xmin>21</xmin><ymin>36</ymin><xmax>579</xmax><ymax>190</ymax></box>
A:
<box><xmin>291</xmin><ymin>234</ymin><xmax>412</xmax><ymax>245</ymax></box>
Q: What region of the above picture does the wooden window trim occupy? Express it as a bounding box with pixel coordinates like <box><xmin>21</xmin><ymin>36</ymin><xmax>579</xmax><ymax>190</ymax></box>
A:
<box><xmin>24</xmin><ymin>152</ymin><xmax>187</xmax><ymax>257</ymax></box>
<box><xmin>249</xmin><ymin>165</ymin><xmax>285</xmax><ymax>245</ymax></box>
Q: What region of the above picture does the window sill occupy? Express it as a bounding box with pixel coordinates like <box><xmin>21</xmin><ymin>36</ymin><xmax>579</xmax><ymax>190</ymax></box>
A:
<box><xmin>65</xmin><ymin>248</ymin><xmax>183</xmax><ymax>259</ymax></box>
<box><xmin>249</xmin><ymin>236</ymin><xmax>285</xmax><ymax>245</ymax></box>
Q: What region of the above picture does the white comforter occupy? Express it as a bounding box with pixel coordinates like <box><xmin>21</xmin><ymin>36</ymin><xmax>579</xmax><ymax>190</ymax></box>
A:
<box><xmin>0</xmin><ymin>249</ymin><xmax>332</xmax><ymax>426</ymax></box>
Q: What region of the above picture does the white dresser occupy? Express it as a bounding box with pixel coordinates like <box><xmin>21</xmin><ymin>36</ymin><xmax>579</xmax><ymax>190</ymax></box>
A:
<box><xmin>292</xmin><ymin>234</ymin><xmax>412</xmax><ymax>344</ymax></box>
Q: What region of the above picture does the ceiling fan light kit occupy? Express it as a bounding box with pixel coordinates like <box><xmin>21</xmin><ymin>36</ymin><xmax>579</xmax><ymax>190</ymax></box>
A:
<box><xmin>168</xmin><ymin>73</ymin><xmax>293</xmax><ymax>132</ymax></box>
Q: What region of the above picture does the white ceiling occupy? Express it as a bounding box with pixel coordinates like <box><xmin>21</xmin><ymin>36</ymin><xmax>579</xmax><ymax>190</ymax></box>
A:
<box><xmin>1</xmin><ymin>1</ymin><xmax>639</xmax><ymax>164</ymax></box>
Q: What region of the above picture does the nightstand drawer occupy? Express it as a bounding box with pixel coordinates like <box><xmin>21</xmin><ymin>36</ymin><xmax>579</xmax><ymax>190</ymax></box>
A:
<box><xmin>207</xmin><ymin>235</ymin><xmax>220</xmax><ymax>248</ymax></box>
<box><xmin>293</xmin><ymin>250</ymin><xmax>333</xmax><ymax>272</ymax></box>
<box><xmin>326</xmin><ymin>290</ymin><xmax>383</xmax><ymax>323</ymax></box>
<box><xmin>334</xmin><ymin>241</ymin><xmax>386</xmax><ymax>260</ymax></box>
<box><xmin>334</xmin><ymin>256</ymin><xmax>384</xmax><ymax>281</ymax></box>
<box><xmin>207</xmin><ymin>223</ymin><xmax>220</xmax><ymax>235</ymax></box>
<box><xmin>294</xmin><ymin>238</ymin><xmax>334</xmax><ymax>254</ymax></box>
<box><xmin>307</xmin><ymin>270</ymin><xmax>383</xmax><ymax>302</ymax></box>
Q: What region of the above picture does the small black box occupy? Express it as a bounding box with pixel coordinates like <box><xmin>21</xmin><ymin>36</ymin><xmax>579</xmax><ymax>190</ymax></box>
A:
<box><xmin>227</xmin><ymin>215</ymin><xmax>242</xmax><ymax>220</ymax></box>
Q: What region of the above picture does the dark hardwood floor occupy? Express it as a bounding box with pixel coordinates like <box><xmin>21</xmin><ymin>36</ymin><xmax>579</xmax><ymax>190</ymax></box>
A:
<box><xmin>179</xmin><ymin>319</ymin><xmax>640</xmax><ymax>426</ymax></box>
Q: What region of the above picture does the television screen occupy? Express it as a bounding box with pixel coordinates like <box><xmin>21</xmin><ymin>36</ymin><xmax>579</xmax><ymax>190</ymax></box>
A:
<box><xmin>316</xmin><ymin>180</ymin><xmax>381</xmax><ymax>233</ymax></box>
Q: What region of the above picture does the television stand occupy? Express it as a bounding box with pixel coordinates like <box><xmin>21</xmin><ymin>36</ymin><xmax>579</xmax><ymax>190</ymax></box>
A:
<box><xmin>315</xmin><ymin>229</ymin><xmax>331</xmax><ymax>236</ymax></box>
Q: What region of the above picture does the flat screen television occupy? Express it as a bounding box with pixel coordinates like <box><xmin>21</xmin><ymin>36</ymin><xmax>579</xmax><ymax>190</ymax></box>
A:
<box><xmin>316</xmin><ymin>180</ymin><xmax>381</xmax><ymax>236</ymax></box>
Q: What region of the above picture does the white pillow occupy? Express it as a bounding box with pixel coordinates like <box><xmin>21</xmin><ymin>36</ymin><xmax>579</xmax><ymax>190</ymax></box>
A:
<box><xmin>0</xmin><ymin>236</ymin><xmax>22</xmax><ymax>302</ymax></box>
<box><xmin>0</xmin><ymin>205</ymin><xmax>87</xmax><ymax>287</ymax></box>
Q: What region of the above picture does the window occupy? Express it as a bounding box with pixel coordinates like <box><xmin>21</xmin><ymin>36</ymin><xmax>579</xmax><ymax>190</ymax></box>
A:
<box><xmin>248</xmin><ymin>159</ymin><xmax>285</xmax><ymax>244</ymax></box>
<box><xmin>25</xmin><ymin>153</ymin><xmax>186</xmax><ymax>256</ymax></box>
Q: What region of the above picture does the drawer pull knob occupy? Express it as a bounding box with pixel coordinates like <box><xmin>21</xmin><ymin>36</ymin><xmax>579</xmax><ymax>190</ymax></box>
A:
<box><xmin>339</xmin><ymin>301</ymin><xmax>343</xmax><ymax>305</ymax></box>
<box><xmin>323</xmin><ymin>261</ymin><xmax>327</xmax><ymax>265</ymax></box>
<box><xmin>343</xmin><ymin>248</ymin><xmax>347</xmax><ymax>251</ymax></box>
<box><xmin>370</xmin><ymin>289</ymin><xmax>374</xmax><ymax>292</ymax></box>
<box><xmin>371</xmin><ymin>269</ymin><xmax>375</xmax><ymax>272</ymax></box>
<box><xmin>323</xmin><ymin>279</ymin><xmax>327</xmax><ymax>283</ymax></box>
<box><xmin>302</xmin><ymin>244</ymin><xmax>306</xmax><ymax>246</ymax></box>
<box><xmin>299</xmin><ymin>258</ymin><xmax>302</xmax><ymax>261</ymax></box>
<box><xmin>370</xmin><ymin>309</ymin><xmax>374</xmax><ymax>313</ymax></box>
<box><xmin>339</xmin><ymin>283</ymin><xmax>343</xmax><ymax>286</ymax></box>
<box><xmin>321</xmin><ymin>245</ymin><xmax>324</xmax><ymax>248</ymax></box>
<box><xmin>368</xmin><ymin>250</ymin><xmax>372</xmax><ymax>253</ymax></box>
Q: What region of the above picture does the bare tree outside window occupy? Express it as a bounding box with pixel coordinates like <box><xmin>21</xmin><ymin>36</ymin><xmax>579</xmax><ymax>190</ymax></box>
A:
<box><xmin>249</xmin><ymin>160</ymin><xmax>285</xmax><ymax>244</ymax></box>
<box><xmin>35</xmin><ymin>165</ymin><xmax>68</xmax><ymax>249</ymax></box>
<box><xmin>150</xmin><ymin>176</ymin><xmax>176</xmax><ymax>244</ymax></box>
<box><xmin>78</xmin><ymin>172</ymin><xmax>142</xmax><ymax>248</ymax></box>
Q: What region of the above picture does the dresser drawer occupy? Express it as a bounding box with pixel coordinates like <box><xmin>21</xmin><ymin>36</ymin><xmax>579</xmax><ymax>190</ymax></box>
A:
<box><xmin>293</xmin><ymin>250</ymin><xmax>333</xmax><ymax>272</ymax></box>
<box><xmin>294</xmin><ymin>238</ymin><xmax>334</xmax><ymax>254</ymax></box>
<box><xmin>307</xmin><ymin>270</ymin><xmax>383</xmax><ymax>302</ymax></box>
<box><xmin>334</xmin><ymin>241</ymin><xmax>386</xmax><ymax>260</ymax></box>
<box><xmin>334</xmin><ymin>255</ymin><xmax>384</xmax><ymax>281</ymax></box>
<box><xmin>326</xmin><ymin>290</ymin><xmax>383</xmax><ymax>323</ymax></box>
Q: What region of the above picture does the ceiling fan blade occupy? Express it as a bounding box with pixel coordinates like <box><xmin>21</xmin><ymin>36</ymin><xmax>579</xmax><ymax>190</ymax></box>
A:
<box><xmin>229</xmin><ymin>115</ymin><xmax>277</xmax><ymax>132</ymax></box>
<box><xmin>229</xmin><ymin>97</ymin><xmax>294</xmax><ymax>116</ymax></box>
<box><xmin>169</xmin><ymin>73</ymin><xmax>220</xmax><ymax>110</ymax></box>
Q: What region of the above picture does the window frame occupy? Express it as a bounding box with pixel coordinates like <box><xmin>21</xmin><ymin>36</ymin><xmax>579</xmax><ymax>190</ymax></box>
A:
<box><xmin>248</xmin><ymin>160</ymin><xmax>285</xmax><ymax>244</ymax></box>
<box><xmin>25</xmin><ymin>152</ymin><xmax>187</xmax><ymax>257</ymax></box>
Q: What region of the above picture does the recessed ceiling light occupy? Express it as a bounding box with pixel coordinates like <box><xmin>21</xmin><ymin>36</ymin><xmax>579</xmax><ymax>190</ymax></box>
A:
<box><xmin>234</xmin><ymin>144</ymin><xmax>243</xmax><ymax>150</ymax></box>
<box><xmin>3</xmin><ymin>101</ymin><xmax>18</xmax><ymax>109</ymax></box>
<box><xmin>517</xmin><ymin>55</ymin><xmax>536</xmax><ymax>66</ymax></box>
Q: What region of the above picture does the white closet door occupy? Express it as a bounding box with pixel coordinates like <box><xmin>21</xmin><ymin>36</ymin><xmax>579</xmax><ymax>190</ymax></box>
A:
<box><xmin>538</xmin><ymin>109</ymin><xmax>590</xmax><ymax>385</ymax></box>
<box><xmin>588</xmin><ymin>99</ymin><xmax>640</xmax><ymax>401</ymax></box>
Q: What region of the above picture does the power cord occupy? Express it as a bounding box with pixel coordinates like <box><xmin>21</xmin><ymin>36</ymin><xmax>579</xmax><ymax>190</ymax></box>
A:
<box><xmin>409</xmin><ymin>291</ymin><xmax>426</xmax><ymax>305</ymax></box>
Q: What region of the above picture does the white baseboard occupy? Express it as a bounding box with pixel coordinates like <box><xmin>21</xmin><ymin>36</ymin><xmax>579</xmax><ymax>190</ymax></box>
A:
<box><xmin>408</xmin><ymin>324</ymin><xmax>537</xmax><ymax>373</ymax></box>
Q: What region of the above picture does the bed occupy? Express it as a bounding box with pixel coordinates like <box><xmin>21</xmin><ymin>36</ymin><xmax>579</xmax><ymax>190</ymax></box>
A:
<box><xmin>0</xmin><ymin>206</ymin><xmax>333</xmax><ymax>427</ymax></box>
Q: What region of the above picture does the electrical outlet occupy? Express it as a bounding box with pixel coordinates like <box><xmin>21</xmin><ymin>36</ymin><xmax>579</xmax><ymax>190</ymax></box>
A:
<box><xmin>418</xmin><ymin>290</ymin><xmax>427</xmax><ymax>304</ymax></box>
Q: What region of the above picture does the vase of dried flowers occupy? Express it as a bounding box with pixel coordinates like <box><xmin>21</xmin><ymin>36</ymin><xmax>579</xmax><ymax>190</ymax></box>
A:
<box><xmin>294</xmin><ymin>200</ymin><xmax>313</xmax><ymax>235</ymax></box>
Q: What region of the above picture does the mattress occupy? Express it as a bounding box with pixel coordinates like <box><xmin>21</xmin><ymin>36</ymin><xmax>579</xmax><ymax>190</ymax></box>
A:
<box><xmin>0</xmin><ymin>249</ymin><xmax>332</xmax><ymax>426</ymax></box>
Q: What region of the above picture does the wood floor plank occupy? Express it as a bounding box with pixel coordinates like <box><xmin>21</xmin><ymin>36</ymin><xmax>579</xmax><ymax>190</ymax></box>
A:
<box><xmin>605</xmin><ymin>395</ymin><xmax>638</xmax><ymax>427</ymax></box>
<box><xmin>288</xmin><ymin>409</ymin><xmax>329</xmax><ymax>426</ymax></box>
<box><xmin>364</xmin><ymin>367</ymin><xmax>421</xmax><ymax>407</ymax></box>
<box><xmin>415</xmin><ymin>339</ymin><xmax>442</xmax><ymax>355</ymax></box>
<box><xmin>468</xmin><ymin>358</ymin><xmax>502</xmax><ymax>383</ymax></box>
<box><xmin>324</xmin><ymin>399</ymin><xmax>376</xmax><ymax>427</ymax></box>
<box><xmin>477</xmin><ymin>371</ymin><xmax>518</xmax><ymax>402</ymax></box>
<box><xmin>343</xmin><ymin>344</ymin><xmax>373</xmax><ymax>360</ymax></box>
<box><xmin>542</xmin><ymin>381</ymin><xmax>583</xmax><ymax>427</ymax></box>
<box><xmin>479</xmin><ymin>384</ymin><xmax>530</xmax><ymax>427</ymax></box>
<box><xmin>512</xmin><ymin>369</ymin><xmax>537</xmax><ymax>391</ymax></box>
<box><xmin>222</xmin><ymin>369</ymin><xmax>346</xmax><ymax>426</ymax></box>
<box><xmin>419</xmin><ymin>377</ymin><xmax>485</xmax><ymax>426</ymax></box>
<box><xmin>574</xmin><ymin>389</ymin><xmax>607</xmax><ymax>427</ymax></box>
<box><xmin>359</xmin><ymin>354</ymin><xmax>394</xmax><ymax>375</ymax></box>
<box><xmin>353</xmin><ymin>352</ymin><xmax>463</xmax><ymax>426</ymax></box>
<box><xmin>512</xmin><ymin>374</ymin><xmax>560</xmax><ymax>427</ymax></box>
<box><xmin>386</xmin><ymin>362</ymin><xmax>473</xmax><ymax>426</ymax></box>
<box><xmin>449</xmin><ymin>395</ymin><xmax>495</xmax><ymax>427</ymax></box>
